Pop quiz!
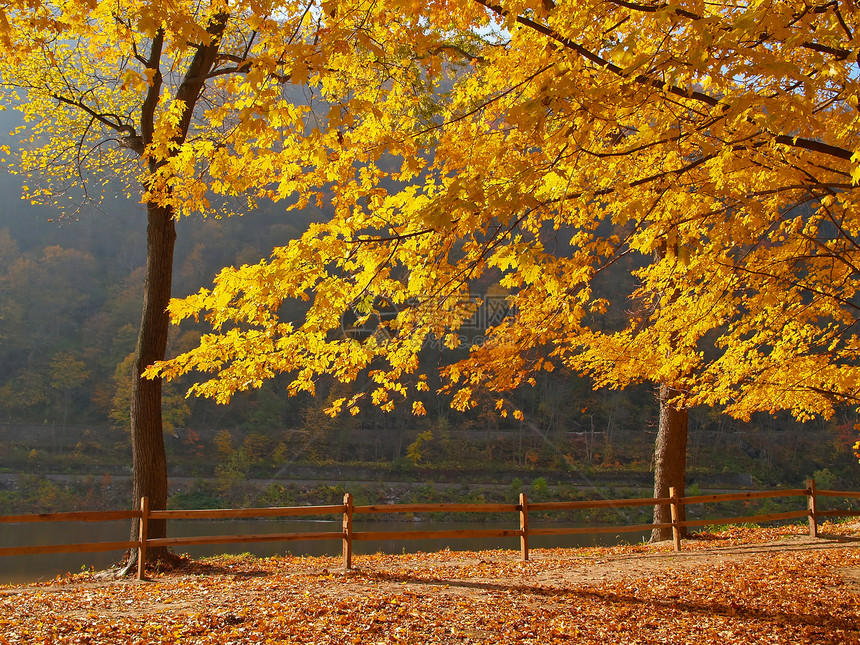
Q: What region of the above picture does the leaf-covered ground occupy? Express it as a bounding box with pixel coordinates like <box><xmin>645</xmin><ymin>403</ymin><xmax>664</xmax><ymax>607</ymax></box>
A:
<box><xmin>2</xmin><ymin>523</ymin><xmax>859</xmax><ymax>644</ymax></box>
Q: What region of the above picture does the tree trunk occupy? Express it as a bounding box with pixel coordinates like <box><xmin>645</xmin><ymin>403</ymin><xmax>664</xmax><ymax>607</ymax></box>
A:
<box><xmin>120</xmin><ymin>17</ymin><xmax>226</xmax><ymax>572</ymax></box>
<box><xmin>651</xmin><ymin>383</ymin><xmax>688</xmax><ymax>542</ymax></box>
<box><xmin>128</xmin><ymin>202</ymin><xmax>176</xmax><ymax>563</ymax></box>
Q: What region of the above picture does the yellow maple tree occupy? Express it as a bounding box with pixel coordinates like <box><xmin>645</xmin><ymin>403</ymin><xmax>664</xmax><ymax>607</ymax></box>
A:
<box><xmin>150</xmin><ymin>0</ymin><xmax>860</xmax><ymax>539</ymax></box>
<box><xmin>0</xmin><ymin>0</ymin><xmax>486</xmax><ymax>563</ymax></box>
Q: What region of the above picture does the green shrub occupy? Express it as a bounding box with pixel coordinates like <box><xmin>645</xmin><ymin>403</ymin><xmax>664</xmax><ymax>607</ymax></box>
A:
<box><xmin>811</xmin><ymin>468</ymin><xmax>836</xmax><ymax>490</ymax></box>
<box><xmin>531</xmin><ymin>477</ymin><xmax>549</xmax><ymax>500</ymax></box>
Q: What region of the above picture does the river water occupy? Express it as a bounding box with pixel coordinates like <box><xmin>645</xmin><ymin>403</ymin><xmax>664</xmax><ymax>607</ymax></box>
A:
<box><xmin>1</xmin><ymin>519</ymin><xmax>649</xmax><ymax>585</ymax></box>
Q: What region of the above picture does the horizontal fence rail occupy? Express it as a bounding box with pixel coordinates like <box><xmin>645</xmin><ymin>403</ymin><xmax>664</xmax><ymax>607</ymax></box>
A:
<box><xmin>0</xmin><ymin>509</ymin><xmax>142</xmax><ymax>560</ymax></box>
<box><xmin>0</xmin><ymin>510</ymin><xmax>142</xmax><ymax>524</ymax></box>
<box><xmin>0</xmin><ymin>478</ymin><xmax>857</xmax><ymax>579</ymax></box>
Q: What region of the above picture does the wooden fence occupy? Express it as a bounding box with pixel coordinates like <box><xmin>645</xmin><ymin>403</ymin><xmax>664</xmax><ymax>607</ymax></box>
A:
<box><xmin>1</xmin><ymin>478</ymin><xmax>859</xmax><ymax>580</ymax></box>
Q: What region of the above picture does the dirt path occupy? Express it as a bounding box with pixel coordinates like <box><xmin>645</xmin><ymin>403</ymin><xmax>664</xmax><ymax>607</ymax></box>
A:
<box><xmin>2</xmin><ymin>531</ymin><xmax>858</xmax><ymax>603</ymax></box>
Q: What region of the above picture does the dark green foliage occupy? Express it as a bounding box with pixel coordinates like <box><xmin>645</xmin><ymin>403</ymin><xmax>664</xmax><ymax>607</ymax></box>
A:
<box><xmin>167</xmin><ymin>480</ymin><xmax>222</xmax><ymax>510</ymax></box>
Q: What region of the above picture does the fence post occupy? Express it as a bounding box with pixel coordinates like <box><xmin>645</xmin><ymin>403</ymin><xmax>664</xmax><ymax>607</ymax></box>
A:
<box><xmin>342</xmin><ymin>492</ymin><xmax>354</xmax><ymax>570</ymax></box>
<box><xmin>137</xmin><ymin>496</ymin><xmax>149</xmax><ymax>581</ymax></box>
<box><xmin>806</xmin><ymin>478</ymin><xmax>818</xmax><ymax>538</ymax></box>
<box><xmin>519</xmin><ymin>492</ymin><xmax>529</xmax><ymax>562</ymax></box>
<box><xmin>669</xmin><ymin>487</ymin><xmax>681</xmax><ymax>552</ymax></box>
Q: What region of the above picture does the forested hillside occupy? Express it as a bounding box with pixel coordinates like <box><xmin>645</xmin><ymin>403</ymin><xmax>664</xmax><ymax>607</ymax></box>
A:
<box><xmin>0</xmin><ymin>178</ymin><xmax>312</xmax><ymax>428</ymax></box>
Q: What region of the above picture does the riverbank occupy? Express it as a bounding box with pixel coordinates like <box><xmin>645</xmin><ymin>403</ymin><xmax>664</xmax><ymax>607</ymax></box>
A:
<box><xmin>2</xmin><ymin>523</ymin><xmax>859</xmax><ymax>644</ymax></box>
<box><xmin>0</xmin><ymin>470</ymin><xmax>778</xmax><ymax>522</ymax></box>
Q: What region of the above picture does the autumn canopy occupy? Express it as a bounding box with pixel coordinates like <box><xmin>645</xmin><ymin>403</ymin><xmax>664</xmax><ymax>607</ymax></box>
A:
<box><xmin>0</xmin><ymin>0</ymin><xmax>858</xmax><ymax>549</ymax></box>
<box><xmin>149</xmin><ymin>0</ymin><xmax>860</xmax><ymax>420</ymax></box>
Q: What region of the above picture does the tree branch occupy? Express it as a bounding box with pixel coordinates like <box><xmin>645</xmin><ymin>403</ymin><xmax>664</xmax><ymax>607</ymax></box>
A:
<box><xmin>471</xmin><ymin>0</ymin><xmax>856</xmax><ymax>161</ymax></box>
<box><xmin>50</xmin><ymin>92</ymin><xmax>135</xmax><ymax>139</ymax></box>
<box><xmin>141</xmin><ymin>28</ymin><xmax>164</xmax><ymax>159</ymax></box>
<box><xmin>604</xmin><ymin>0</ymin><xmax>851</xmax><ymax>59</ymax></box>
<box><xmin>349</xmin><ymin>228</ymin><xmax>436</xmax><ymax>243</ymax></box>
<box><xmin>174</xmin><ymin>13</ymin><xmax>230</xmax><ymax>144</ymax></box>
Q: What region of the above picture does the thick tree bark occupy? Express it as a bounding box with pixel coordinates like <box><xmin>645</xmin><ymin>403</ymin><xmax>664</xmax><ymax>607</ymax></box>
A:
<box><xmin>651</xmin><ymin>383</ymin><xmax>688</xmax><ymax>542</ymax></box>
<box><xmin>128</xmin><ymin>203</ymin><xmax>176</xmax><ymax>561</ymax></box>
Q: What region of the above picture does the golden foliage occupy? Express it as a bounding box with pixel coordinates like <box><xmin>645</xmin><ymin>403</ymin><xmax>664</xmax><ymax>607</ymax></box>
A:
<box><xmin>5</xmin><ymin>2</ymin><xmax>859</xmax><ymax>424</ymax></box>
